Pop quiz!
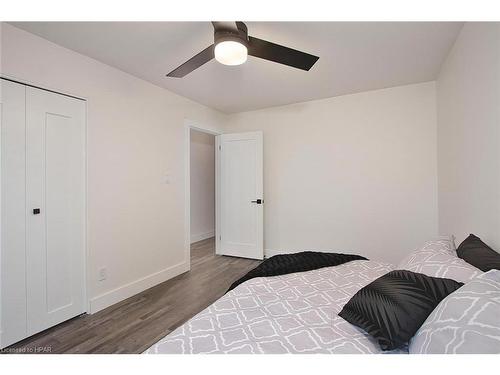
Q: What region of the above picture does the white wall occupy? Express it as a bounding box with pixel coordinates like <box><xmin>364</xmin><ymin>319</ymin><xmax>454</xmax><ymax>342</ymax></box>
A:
<box><xmin>437</xmin><ymin>23</ymin><xmax>500</xmax><ymax>249</ymax></box>
<box><xmin>0</xmin><ymin>23</ymin><xmax>227</xmax><ymax>312</ymax></box>
<box><xmin>225</xmin><ymin>82</ymin><xmax>438</xmax><ymax>263</ymax></box>
<box><xmin>0</xmin><ymin>21</ymin><xmax>452</xmax><ymax>315</ymax></box>
<box><xmin>190</xmin><ymin>129</ymin><xmax>215</xmax><ymax>243</ymax></box>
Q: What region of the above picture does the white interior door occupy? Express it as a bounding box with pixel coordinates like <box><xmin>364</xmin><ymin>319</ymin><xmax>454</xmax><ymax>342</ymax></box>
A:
<box><xmin>1</xmin><ymin>81</ymin><xmax>86</xmax><ymax>348</ymax></box>
<box><xmin>217</xmin><ymin>131</ymin><xmax>263</xmax><ymax>260</ymax></box>
<box><xmin>25</xmin><ymin>86</ymin><xmax>86</xmax><ymax>336</ymax></box>
<box><xmin>1</xmin><ymin>80</ymin><xmax>28</xmax><ymax>347</ymax></box>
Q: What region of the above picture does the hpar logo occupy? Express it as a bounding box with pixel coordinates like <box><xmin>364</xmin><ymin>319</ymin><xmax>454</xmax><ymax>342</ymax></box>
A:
<box><xmin>0</xmin><ymin>346</ymin><xmax>52</xmax><ymax>354</ymax></box>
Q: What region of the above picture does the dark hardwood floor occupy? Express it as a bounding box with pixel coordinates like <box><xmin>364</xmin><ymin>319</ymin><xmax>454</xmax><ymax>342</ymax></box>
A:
<box><xmin>3</xmin><ymin>238</ymin><xmax>261</xmax><ymax>354</ymax></box>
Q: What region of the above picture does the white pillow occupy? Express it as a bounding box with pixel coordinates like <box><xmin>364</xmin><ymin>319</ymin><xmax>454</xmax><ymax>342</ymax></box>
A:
<box><xmin>409</xmin><ymin>270</ymin><xmax>500</xmax><ymax>354</ymax></box>
<box><xmin>397</xmin><ymin>238</ymin><xmax>482</xmax><ymax>283</ymax></box>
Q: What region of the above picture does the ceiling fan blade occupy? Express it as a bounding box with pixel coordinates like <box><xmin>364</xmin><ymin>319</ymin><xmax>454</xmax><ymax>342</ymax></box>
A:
<box><xmin>166</xmin><ymin>45</ymin><xmax>214</xmax><ymax>78</ymax></box>
<box><xmin>247</xmin><ymin>36</ymin><xmax>319</xmax><ymax>71</ymax></box>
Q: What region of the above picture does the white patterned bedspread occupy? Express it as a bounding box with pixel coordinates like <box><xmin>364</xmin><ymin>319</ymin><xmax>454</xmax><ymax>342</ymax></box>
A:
<box><xmin>145</xmin><ymin>260</ymin><xmax>407</xmax><ymax>354</ymax></box>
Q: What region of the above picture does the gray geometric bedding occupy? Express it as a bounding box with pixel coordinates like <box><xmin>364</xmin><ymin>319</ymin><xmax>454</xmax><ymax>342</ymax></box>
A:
<box><xmin>409</xmin><ymin>270</ymin><xmax>500</xmax><ymax>354</ymax></box>
<box><xmin>145</xmin><ymin>260</ymin><xmax>408</xmax><ymax>354</ymax></box>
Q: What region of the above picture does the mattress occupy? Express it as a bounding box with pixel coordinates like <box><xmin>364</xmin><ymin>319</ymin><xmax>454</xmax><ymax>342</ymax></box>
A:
<box><xmin>145</xmin><ymin>259</ymin><xmax>408</xmax><ymax>354</ymax></box>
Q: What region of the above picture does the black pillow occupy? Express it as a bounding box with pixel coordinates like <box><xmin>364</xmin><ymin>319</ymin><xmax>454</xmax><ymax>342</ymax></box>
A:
<box><xmin>456</xmin><ymin>234</ymin><xmax>500</xmax><ymax>272</ymax></box>
<box><xmin>338</xmin><ymin>270</ymin><xmax>463</xmax><ymax>351</ymax></box>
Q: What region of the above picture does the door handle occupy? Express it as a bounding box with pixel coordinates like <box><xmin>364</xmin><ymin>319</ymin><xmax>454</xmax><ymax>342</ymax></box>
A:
<box><xmin>251</xmin><ymin>199</ymin><xmax>263</xmax><ymax>204</ymax></box>
<box><xmin>33</xmin><ymin>208</ymin><xmax>41</xmax><ymax>215</ymax></box>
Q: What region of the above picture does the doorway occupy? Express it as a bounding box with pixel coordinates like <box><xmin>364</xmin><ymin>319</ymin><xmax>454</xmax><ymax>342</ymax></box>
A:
<box><xmin>189</xmin><ymin>128</ymin><xmax>216</xmax><ymax>256</ymax></box>
<box><xmin>184</xmin><ymin>121</ymin><xmax>220</xmax><ymax>265</ymax></box>
<box><xmin>184</xmin><ymin>122</ymin><xmax>264</xmax><ymax>267</ymax></box>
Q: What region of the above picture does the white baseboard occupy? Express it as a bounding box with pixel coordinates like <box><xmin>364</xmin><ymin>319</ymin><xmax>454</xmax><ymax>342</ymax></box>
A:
<box><xmin>190</xmin><ymin>230</ymin><xmax>215</xmax><ymax>243</ymax></box>
<box><xmin>89</xmin><ymin>261</ymin><xmax>190</xmax><ymax>314</ymax></box>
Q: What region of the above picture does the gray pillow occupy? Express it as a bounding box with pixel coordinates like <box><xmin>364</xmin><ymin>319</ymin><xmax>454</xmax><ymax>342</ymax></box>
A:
<box><xmin>417</xmin><ymin>236</ymin><xmax>457</xmax><ymax>255</ymax></box>
<box><xmin>409</xmin><ymin>270</ymin><xmax>500</xmax><ymax>354</ymax></box>
<box><xmin>397</xmin><ymin>246</ymin><xmax>482</xmax><ymax>284</ymax></box>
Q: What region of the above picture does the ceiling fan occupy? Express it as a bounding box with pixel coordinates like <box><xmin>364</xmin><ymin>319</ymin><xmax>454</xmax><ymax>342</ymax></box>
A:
<box><xmin>166</xmin><ymin>21</ymin><xmax>319</xmax><ymax>78</ymax></box>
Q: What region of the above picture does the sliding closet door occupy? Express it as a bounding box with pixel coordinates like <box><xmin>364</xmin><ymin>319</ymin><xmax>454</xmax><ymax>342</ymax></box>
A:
<box><xmin>25</xmin><ymin>87</ymin><xmax>86</xmax><ymax>335</ymax></box>
<box><xmin>1</xmin><ymin>80</ymin><xmax>28</xmax><ymax>347</ymax></box>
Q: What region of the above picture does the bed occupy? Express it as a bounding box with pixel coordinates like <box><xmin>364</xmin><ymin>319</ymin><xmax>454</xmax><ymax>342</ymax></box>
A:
<box><xmin>145</xmin><ymin>236</ymin><xmax>500</xmax><ymax>354</ymax></box>
<box><xmin>145</xmin><ymin>259</ymin><xmax>405</xmax><ymax>354</ymax></box>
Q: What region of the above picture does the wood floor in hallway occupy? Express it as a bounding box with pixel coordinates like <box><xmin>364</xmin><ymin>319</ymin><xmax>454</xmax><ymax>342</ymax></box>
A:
<box><xmin>3</xmin><ymin>238</ymin><xmax>261</xmax><ymax>354</ymax></box>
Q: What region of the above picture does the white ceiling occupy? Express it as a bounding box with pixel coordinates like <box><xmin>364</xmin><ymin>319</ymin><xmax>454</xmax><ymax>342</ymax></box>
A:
<box><xmin>11</xmin><ymin>22</ymin><xmax>463</xmax><ymax>113</ymax></box>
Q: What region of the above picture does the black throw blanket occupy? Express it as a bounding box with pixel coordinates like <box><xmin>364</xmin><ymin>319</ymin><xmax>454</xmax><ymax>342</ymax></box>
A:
<box><xmin>227</xmin><ymin>251</ymin><xmax>367</xmax><ymax>292</ymax></box>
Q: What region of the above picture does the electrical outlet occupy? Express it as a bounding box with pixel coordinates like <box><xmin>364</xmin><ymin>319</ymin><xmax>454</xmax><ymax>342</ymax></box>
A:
<box><xmin>164</xmin><ymin>173</ymin><xmax>171</xmax><ymax>185</ymax></box>
<box><xmin>98</xmin><ymin>268</ymin><xmax>107</xmax><ymax>281</ymax></box>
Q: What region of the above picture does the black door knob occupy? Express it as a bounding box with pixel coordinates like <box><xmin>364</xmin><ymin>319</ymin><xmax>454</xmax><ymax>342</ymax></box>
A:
<box><xmin>251</xmin><ymin>199</ymin><xmax>263</xmax><ymax>204</ymax></box>
<box><xmin>33</xmin><ymin>208</ymin><xmax>41</xmax><ymax>215</ymax></box>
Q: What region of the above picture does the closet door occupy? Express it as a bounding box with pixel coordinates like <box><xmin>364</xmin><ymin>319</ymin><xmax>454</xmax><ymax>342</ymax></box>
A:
<box><xmin>1</xmin><ymin>80</ymin><xmax>28</xmax><ymax>348</ymax></box>
<box><xmin>25</xmin><ymin>87</ymin><xmax>86</xmax><ymax>335</ymax></box>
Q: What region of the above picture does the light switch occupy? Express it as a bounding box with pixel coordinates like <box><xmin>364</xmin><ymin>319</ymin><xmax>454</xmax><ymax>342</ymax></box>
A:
<box><xmin>98</xmin><ymin>268</ymin><xmax>107</xmax><ymax>281</ymax></box>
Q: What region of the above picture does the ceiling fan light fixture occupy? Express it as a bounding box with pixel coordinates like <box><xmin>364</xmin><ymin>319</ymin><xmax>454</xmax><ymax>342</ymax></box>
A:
<box><xmin>214</xmin><ymin>40</ymin><xmax>248</xmax><ymax>66</ymax></box>
<box><xmin>166</xmin><ymin>21</ymin><xmax>319</xmax><ymax>78</ymax></box>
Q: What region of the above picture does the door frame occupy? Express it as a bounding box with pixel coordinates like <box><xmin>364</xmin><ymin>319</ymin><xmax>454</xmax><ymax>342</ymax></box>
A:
<box><xmin>0</xmin><ymin>75</ymin><xmax>90</xmax><ymax>320</ymax></box>
<box><xmin>184</xmin><ymin>119</ymin><xmax>222</xmax><ymax>269</ymax></box>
